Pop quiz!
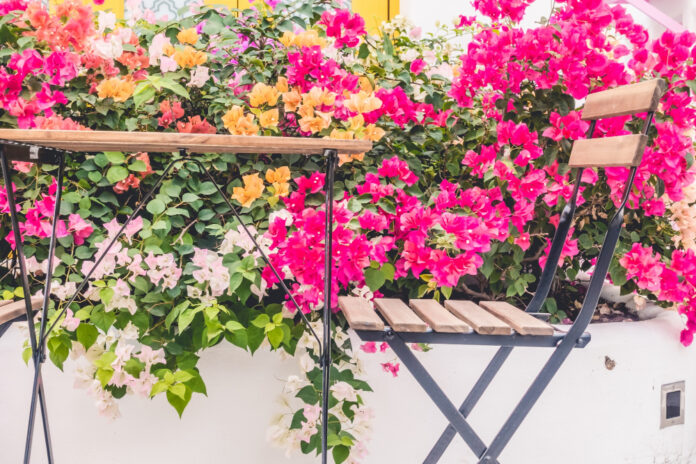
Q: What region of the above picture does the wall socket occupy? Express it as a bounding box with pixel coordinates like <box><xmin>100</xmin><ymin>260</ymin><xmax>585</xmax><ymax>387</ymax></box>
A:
<box><xmin>660</xmin><ymin>381</ymin><xmax>685</xmax><ymax>428</ymax></box>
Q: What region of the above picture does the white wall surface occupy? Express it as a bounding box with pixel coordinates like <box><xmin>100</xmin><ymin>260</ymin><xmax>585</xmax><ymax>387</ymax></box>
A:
<box><xmin>400</xmin><ymin>0</ymin><xmax>695</xmax><ymax>34</ymax></box>
<box><xmin>1</xmin><ymin>311</ymin><xmax>695</xmax><ymax>463</ymax></box>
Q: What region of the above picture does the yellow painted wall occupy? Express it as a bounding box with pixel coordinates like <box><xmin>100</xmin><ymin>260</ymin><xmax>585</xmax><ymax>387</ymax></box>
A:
<box><xmin>353</xmin><ymin>0</ymin><xmax>399</xmax><ymax>32</ymax></box>
<box><xmin>49</xmin><ymin>0</ymin><xmax>398</xmax><ymax>29</ymax></box>
<box><xmin>203</xmin><ymin>0</ymin><xmax>251</xmax><ymax>10</ymax></box>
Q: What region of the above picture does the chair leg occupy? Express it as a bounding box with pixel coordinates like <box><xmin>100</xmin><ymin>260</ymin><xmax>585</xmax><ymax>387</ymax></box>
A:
<box><xmin>424</xmin><ymin>346</ymin><xmax>512</xmax><ymax>464</ymax></box>
<box><xmin>477</xmin><ymin>337</ymin><xmax>577</xmax><ymax>463</ymax></box>
<box><xmin>388</xmin><ymin>334</ymin><xmax>488</xmax><ymax>459</ymax></box>
<box><xmin>0</xmin><ymin>321</ymin><xmax>11</xmax><ymax>338</ymax></box>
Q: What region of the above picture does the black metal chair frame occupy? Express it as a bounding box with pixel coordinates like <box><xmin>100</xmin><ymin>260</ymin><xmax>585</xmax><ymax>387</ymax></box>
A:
<box><xmin>0</xmin><ymin>141</ymin><xmax>339</xmax><ymax>464</ymax></box>
<box><xmin>350</xmin><ymin>113</ymin><xmax>655</xmax><ymax>463</ymax></box>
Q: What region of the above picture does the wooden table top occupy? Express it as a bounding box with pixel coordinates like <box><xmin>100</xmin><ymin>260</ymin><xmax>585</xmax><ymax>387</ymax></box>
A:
<box><xmin>0</xmin><ymin>129</ymin><xmax>372</xmax><ymax>155</ymax></box>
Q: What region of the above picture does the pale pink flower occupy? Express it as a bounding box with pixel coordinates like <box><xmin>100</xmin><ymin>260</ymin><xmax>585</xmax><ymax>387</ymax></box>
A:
<box><xmin>148</xmin><ymin>33</ymin><xmax>172</xmax><ymax>66</ymax></box>
<box><xmin>160</xmin><ymin>56</ymin><xmax>178</xmax><ymax>73</ymax></box>
<box><xmin>61</xmin><ymin>309</ymin><xmax>80</xmax><ymax>331</ymax></box>
<box><xmin>189</xmin><ymin>66</ymin><xmax>209</xmax><ymax>88</ymax></box>
<box><xmin>330</xmin><ymin>381</ymin><xmax>357</xmax><ymax>402</ymax></box>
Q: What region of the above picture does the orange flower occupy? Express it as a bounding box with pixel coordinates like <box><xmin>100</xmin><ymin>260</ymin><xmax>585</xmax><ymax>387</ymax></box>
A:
<box><xmin>329</xmin><ymin>129</ymin><xmax>355</xmax><ymax>140</ymax></box>
<box><xmin>177</xmin><ymin>28</ymin><xmax>199</xmax><ymax>45</ymax></box>
<box><xmin>358</xmin><ymin>77</ymin><xmax>373</xmax><ymax>93</ymax></box>
<box><xmin>302</xmin><ymin>87</ymin><xmax>336</xmax><ymax>107</ymax></box>
<box><xmin>97</xmin><ymin>77</ymin><xmax>135</xmax><ymax>102</ymax></box>
<box><xmin>364</xmin><ymin>124</ymin><xmax>386</xmax><ymax>142</ymax></box>
<box><xmin>266</xmin><ymin>166</ymin><xmax>291</xmax><ymax>184</ymax></box>
<box><xmin>279</xmin><ymin>30</ymin><xmax>327</xmax><ymax>48</ymax></box>
<box><xmin>173</xmin><ymin>46</ymin><xmax>207</xmax><ymax>68</ymax></box>
<box><xmin>222</xmin><ymin>106</ymin><xmax>259</xmax><ymax>136</ymax></box>
<box><xmin>275</xmin><ymin>77</ymin><xmax>289</xmax><ymax>93</ymax></box>
<box><xmin>163</xmin><ymin>44</ymin><xmax>176</xmax><ymax>56</ymax></box>
<box><xmin>349</xmin><ymin>114</ymin><xmax>365</xmax><ymax>131</ymax></box>
<box><xmin>344</xmin><ymin>91</ymin><xmax>382</xmax><ymax>114</ymax></box>
<box><xmin>282</xmin><ymin>89</ymin><xmax>302</xmax><ymax>112</ymax></box>
<box><xmin>248</xmin><ymin>83</ymin><xmax>279</xmax><ymax>108</ymax></box>
<box><xmin>299</xmin><ymin>111</ymin><xmax>332</xmax><ymax>134</ymax></box>
<box><xmin>298</xmin><ymin>103</ymin><xmax>314</xmax><ymax>119</ymax></box>
<box><xmin>259</xmin><ymin>108</ymin><xmax>279</xmax><ymax>128</ymax></box>
<box><xmin>232</xmin><ymin>173</ymin><xmax>265</xmax><ymax>208</ymax></box>
<box><xmin>272</xmin><ymin>182</ymin><xmax>290</xmax><ymax>197</ymax></box>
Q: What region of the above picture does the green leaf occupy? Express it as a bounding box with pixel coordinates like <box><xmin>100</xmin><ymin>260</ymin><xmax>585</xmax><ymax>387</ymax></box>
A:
<box><xmin>106</xmin><ymin>166</ymin><xmax>128</xmax><ymax>184</ymax></box>
<box><xmin>129</xmin><ymin>160</ymin><xmax>147</xmax><ymax>172</ymax></box>
<box><xmin>151</xmin><ymin>381</ymin><xmax>169</xmax><ymax>397</ymax></box>
<box><xmin>225</xmin><ymin>320</ymin><xmax>244</xmax><ymax>332</ymax></box>
<box><xmin>166</xmin><ymin>384</ymin><xmax>192</xmax><ymax>417</ymax></box>
<box><xmin>178</xmin><ymin>307</ymin><xmax>200</xmax><ymax>333</ymax></box>
<box><xmin>94</xmin><ymin>351</ymin><xmax>117</xmax><ymax>369</ymax></box>
<box><xmin>104</xmin><ymin>151</ymin><xmax>125</xmax><ymax>164</ymax></box>
<box><xmin>100</xmin><ymin>287</ymin><xmax>114</xmax><ymax>306</ymax></box>
<box><xmin>332</xmin><ymin>445</ymin><xmax>350</xmax><ymax>464</ymax></box>
<box><xmin>90</xmin><ymin>308</ymin><xmax>116</xmax><ymax>332</ymax></box>
<box><xmin>147</xmin><ymin>199</ymin><xmax>166</xmax><ymax>215</ymax></box>
<box><xmin>76</xmin><ymin>324</ymin><xmax>98</xmax><ymax>349</ymax></box>
<box><xmin>364</xmin><ymin>268</ymin><xmax>386</xmax><ymax>292</ymax></box>
<box><xmin>382</xmin><ymin>262</ymin><xmax>395</xmax><ymax>281</ymax></box>
<box><xmin>251</xmin><ymin>313</ymin><xmax>270</xmax><ymax>328</ymax></box>
<box><xmin>124</xmin><ymin>358</ymin><xmax>145</xmax><ymax>377</ymax></box>
<box><xmin>133</xmin><ymin>82</ymin><xmax>156</xmax><ymax>108</ymax></box>
<box><xmin>296</xmin><ymin>385</ymin><xmax>319</xmax><ymax>404</ymax></box>
<box><xmin>267</xmin><ymin>326</ymin><xmax>284</xmax><ymax>349</ymax></box>
<box><xmin>96</xmin><ymin>367</ymin><xmax>114</xmax><ymax>387</ymax></box>
<box><xmin>173</xmin><ymin>370</ymin><xmax>195</xmax><ymax>383</ymax></box>
<box><xmin>47</xmin><ymin>334</ymin><xmax>70</xmax><ymax>370</ymax></box>
<box><xmin>159</xmin><ymin>78</ymin><xmax>190</xmax><ymax>100</ymax></box>
<box><xmin>22</xmin><ymin>346</ymin><xmax>32</xmax><ymax>365</ymax></box>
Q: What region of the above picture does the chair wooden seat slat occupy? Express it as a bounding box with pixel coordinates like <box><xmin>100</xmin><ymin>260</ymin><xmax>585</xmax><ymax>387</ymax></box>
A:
<box><xmin>410</xmin><ymin>299</ymin><xmax>472</xmax><ymax>333</ymax></box>
<box><xmin>374</xmin><ymin>298</ymin><xmax>428</xmax><ymax>332</ymax></box>
<box><xmin>0</xmin><ymin>129</ymin><xmax>372</xmax><ymax>162</ymax></box>
<box><xmin>444</xmin><ymin>300</ymin><xmax>513</xmax><ymax>335</ymax></box>
<box><xmin>0</xmin><ymin>297</ymin><xmax>43</xmax><ymax>325</ymax></box>
<box><xmin>337</xmin><ymin>296</ymin><xmax>385</xmax><ymax>331</ymax></box>
<box><xmin>478</xmin><ymin>301</ymin><xmax>554</xmax><ymax>336</ymax></box>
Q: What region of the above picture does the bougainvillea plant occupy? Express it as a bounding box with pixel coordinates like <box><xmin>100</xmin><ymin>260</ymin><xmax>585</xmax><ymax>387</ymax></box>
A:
<box><xmin>0</xmin><ymin>0</ymin><xmax>696</xmax><ymax>461</ymax></box>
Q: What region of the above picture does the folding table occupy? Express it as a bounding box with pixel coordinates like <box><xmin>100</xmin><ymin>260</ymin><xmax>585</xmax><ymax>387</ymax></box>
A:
<box><xmin>0</xmin><ymin>129</ymin><xmax>370</xmax><ymax>464</ymax></box>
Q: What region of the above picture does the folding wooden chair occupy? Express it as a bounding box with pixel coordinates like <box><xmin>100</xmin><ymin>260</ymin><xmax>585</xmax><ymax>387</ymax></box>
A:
<box><xmin>338</xmin><ymin>78</ymin><xmax>666</xmax><ymax>463</ymax></box>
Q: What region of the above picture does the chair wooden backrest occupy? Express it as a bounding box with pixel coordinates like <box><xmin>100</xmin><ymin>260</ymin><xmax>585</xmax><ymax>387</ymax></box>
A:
<box><xmin>569</xmin><ymin>78</ymin><xmax>666</xmax><ymax>168</ymax></box>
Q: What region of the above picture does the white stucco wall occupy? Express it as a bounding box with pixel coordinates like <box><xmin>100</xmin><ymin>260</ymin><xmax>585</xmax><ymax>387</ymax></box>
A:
<box><xmin>399</xmin><ymin>0</ymin><xmax>696</xmax><ymax>34</ymax></box>
<box><xmin>1</xmin><ymin>311</ymin><xmax>695</xmax><ymax>463</ymax></box>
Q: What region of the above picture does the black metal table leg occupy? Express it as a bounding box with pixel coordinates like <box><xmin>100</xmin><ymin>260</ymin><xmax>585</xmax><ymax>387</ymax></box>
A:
<box><xmin>0</xmin><ymin>147</ymin><xmax>59</xmax><ymax>464</ymax></box>
<box><xmin>320</xmin><ymin>149</ymin><xmax>337</xmax><ymax>464</ymax></box>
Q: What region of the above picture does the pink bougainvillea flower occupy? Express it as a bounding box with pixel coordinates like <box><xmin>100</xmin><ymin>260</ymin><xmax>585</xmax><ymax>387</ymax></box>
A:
<box><xmin>360</xmin><ymin>342</ymin><xmax>377</xmax><ymax>354</ymax></box>
<box><xmin>381</xmin><ymin>362</ymin><xmax>399</xmax><ymax>377</ymax></box>
<box><xmin>410</xmin><ymin>58</ymin><xmax>426</xmax><ymax>75</ymax></box>
<box><xmin>319</xmin><ymin>9</ymin><xmax>366</xmax><ymax>48</ymax></box>
<box><xmin>68</xmin><ymin>213</ymin><xmax>93</xmax><ymax>245</ymax></box>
